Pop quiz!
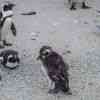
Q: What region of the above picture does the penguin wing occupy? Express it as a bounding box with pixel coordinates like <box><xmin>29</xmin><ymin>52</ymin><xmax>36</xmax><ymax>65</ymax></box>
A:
<box><xmin>48</xmin><ymin>68</ymin><xmax>68</xmax><ymax>82</ymax></box>
<box><xmin>0</xmin><ymin>12</ymin><xmax>2</xmax><ymax>19</ymax></box>
<box><xmin>54</xmin><ymin>56</ymin><xmax>69</xmax><ymax>81</ymax></box>
<box><xmin>11</xmin><ymin>22</ymin><xmax>16</xmax><ymax>36</ymax></box>
<box><xmin>0</xmin><ymin>17</ymin><xmax>6</xmax><ymax>28</ymax></box>
<box><xmin>54</xmin><ymin>53</ymin><xmax>69</xmax><ymax>71</ymax></box>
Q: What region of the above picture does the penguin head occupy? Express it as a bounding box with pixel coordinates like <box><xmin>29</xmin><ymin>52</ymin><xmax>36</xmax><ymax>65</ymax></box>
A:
<box><xmin>37</xmin><ymin>46</ymin><xmax>53</xmax><ymax>60</ymax></box>
<box><xmin>6</xmin><ymin>53</ymin><xmax>20</xmax><ymax>69</ymax></box>
<box><xmin>7</xmin><ymin>54</ymin><xmax>18</xmax><ymax>63</ymax></box>
<box><xmin>8</xmin><ymin>3</ymin><xmax>16</xmax><ymax>10</ymax></box>
<box><xmin>0</xmin><ymin>50</ymin><xmax>20</xmax><ymax>69</ymax></box>
<box><xmin>2</xmin><ymin>1</ymin><xmax>16</xmax><ymax>11</ymax></box>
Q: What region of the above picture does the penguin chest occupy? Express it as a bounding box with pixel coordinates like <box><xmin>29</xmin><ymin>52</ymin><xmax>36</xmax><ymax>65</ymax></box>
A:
<box><xmin>2</xmin><ymin>18</ymin><xmax>12</xmax><ymax>32</ymax></box>
<box><xmin>2</xmin><ymin>18</ymin><xmax>14</xmax><ymax>43</ymax></box>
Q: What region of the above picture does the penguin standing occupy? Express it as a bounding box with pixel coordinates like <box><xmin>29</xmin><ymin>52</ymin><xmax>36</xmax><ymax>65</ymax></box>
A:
<box><xmin>37</xmin><ymin>46</ymin><xmax>72</xmax><ymax>94</ymax></box>
<box><xmin>0</xmin><ymin>2</ymin><xmax>16</xmax><ymax>47</ymax></box>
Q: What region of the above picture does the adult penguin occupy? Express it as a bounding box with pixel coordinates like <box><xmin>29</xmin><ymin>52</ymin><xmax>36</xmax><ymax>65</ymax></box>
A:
<box><xmin>37</xmin><ymin>46</ymin><xmax>72</xmax><ymax>94</ymax></box>
<box><xmin>0</xmin><ymin>1</ymin><xmax>16</xmax><ymax>47</ymax></box>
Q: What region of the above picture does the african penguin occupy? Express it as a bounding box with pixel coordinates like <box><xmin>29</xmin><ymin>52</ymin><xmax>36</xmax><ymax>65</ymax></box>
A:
<box><xmin>0</xmin><ymin>49</ymin><xmax>20</xmax><ymax>69</ymax></box>
<box><xmin>37</xmin><ymin>46</ymin><xmax>71</xmax><ymax>94</ymax></box>
<box><xmin>0</xmin><ymin>2</ymin><xmax>16</xmax><ymax>47</ymax></box>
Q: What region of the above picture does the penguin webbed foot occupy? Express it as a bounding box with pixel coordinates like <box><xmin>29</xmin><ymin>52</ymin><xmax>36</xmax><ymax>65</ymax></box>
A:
<box><xmin>70</xmin><ymin>3</ymin><xmax>76</xmax><ymax>10</ymax></box>
<box><xmin>62</xmin><ymin>88</ymin><xmax>72</xmax><ymax>95</ymax></box>
<box><xmin>81</xmin><ymin>2</ymin><xmax>91</xmax><ymax>9</ymax></box>
<box><xmin>70</xmin><ymin>7</ymin><xmax>76</xmax><ymax>10</ymax></box>
<box><xmin>3</xmin><ymin>40</ymin><xmax>12</xmax><ymax>46</ymax></box>
<box><xmin>82</xmin><ymin>6</ymin><xmax>91</xmax><ymax>9</ymax></box>
<box><xmin>48</xmin><ymin>88</ymin><xmax>60</xmax><ymax>94</ymax></box>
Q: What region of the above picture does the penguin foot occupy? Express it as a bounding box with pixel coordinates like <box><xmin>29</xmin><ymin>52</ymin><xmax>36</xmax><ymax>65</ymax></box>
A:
<box><xmin>82</xmin><ymin>6</ymin><xmax>91</xmax><ymax>9</ymax></box>
<box><xmin>64</xmin><ymin>90</ymin><xmax>72</xmax><ymax>95</ymax></box>
<box><xmin>70</xmin><ymin>7</ymin><xmax>76</xmax><ymax>10</ymax></box>
<box><xmin>70</xmin><ymin>6</ymin><xmax>76</xmax><ymax>10</ymax></box>
<box><xmin>61</xmin><ymin>87</ymin><xmax>72</xmax><ymax>95</ymax></box>
<box><xmin>82</xmin><ymin>2</ymin><xmax>91</xmax><ymax>9</ymax></box>
<box><xmin>48</xmin><ymin>88</ymin><xmax>60</xmax><ymax>94</ymax></box>
<box><xmin>3</xmin><ymin>41</ymin><xmax>12</xmax><ymax>46</ymax></box>
<box><xmin>4</xmin><ymin>43</ymin><xmax>12</xmax><ymax>46</ymax></box>
<box><xmin>70</xmin><ymin>2</ymin><xmax>76</xmax><ymax>10</ymax></box>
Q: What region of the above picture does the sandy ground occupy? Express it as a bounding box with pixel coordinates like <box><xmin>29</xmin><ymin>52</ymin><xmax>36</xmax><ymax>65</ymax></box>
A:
<box><xmin>0</xmin><ymin>0</ymin><xmax>100</xmax><ymax>100</ymax></box>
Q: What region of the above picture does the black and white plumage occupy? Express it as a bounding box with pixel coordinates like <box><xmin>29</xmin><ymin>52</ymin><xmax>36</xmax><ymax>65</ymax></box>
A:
<box><xmin>37</xmin><ymin>46</ymin><xmax>71</xmax><ymax>94</ymax></box>
<box><xmin>0</xmin><ymin>50</ymin><xmax>20</xmax><ymax>69</ymax></box>
<box><xmin>0</xmin><ymin>2</ymin><xmax>16</xmax><ymax>46</ymax></box>
<box><xmin>1</xmin><ymin>1</ymin><xmax>16</xmax><ymax>18</ymax></box>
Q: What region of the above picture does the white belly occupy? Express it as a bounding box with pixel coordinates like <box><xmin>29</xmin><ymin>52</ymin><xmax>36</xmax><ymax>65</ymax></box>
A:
<box><xmin>41</xmin><ymin>65</ymin><xmax>54</xmax><ymax>89</ymax></box>
<box><xmin>1</xmin><ymin>18</ymin><xmax>15</xmax><ymax>43</ymax></box>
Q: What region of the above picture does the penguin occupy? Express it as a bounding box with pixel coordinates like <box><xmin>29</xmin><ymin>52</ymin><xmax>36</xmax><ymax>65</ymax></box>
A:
<box><xmin>0</xmin><ymin>49</ymin><xmax>20</xmax><ymax>69</ymax></box>
<box><xmin>37</xmin><ymin>46</ymin><xmax>72</xmax><ymax>94</ymax></box>
<box><xmin>0</xmin><ymin>2</ymin><xmax>16</xmax><ymax>47</ymax></box>
<box><xmin>68</xmin><ymin>0</ymin><xmax>90</xmax><ymax>10</ymax></box>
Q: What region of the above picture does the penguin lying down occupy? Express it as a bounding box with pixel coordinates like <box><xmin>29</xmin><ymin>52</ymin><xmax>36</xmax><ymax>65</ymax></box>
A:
<box><xmin>37</xmin><ymin>46</ymin><xmax>72</xmax><ymax>94</ymax></box>
<box><xmin>0</xmin><ymin>50</ymin><xmax>20</xmax><ymax>69</ymax></box>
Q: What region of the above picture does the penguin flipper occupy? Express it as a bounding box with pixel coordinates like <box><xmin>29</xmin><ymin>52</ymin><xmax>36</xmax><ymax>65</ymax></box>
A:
<box><xmin>11</xmin><ymin>22</ymin><xmax>16</xmax><ymax>36</ymax></box>
<box><xmin>0</xmin><ymin>12</ymin><xmax>2</xmax><ymax>19</ymax></box>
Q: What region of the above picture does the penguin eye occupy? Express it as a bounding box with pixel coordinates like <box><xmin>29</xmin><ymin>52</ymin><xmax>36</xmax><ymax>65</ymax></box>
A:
<box><xmin>8</xmin><ymin>55</ymin><xmax>16</xmax><ymax>62</ymax></box>
<box><xmin>43</xmin><ymin>51</ymin><xmax>50</xmax><ymax>57</ymax></box>
<box><xmin>45</xmin><ymin>52</ymin><xmax>49</xmax><ymax>55</ymax></box>
<box><xmin>45</xmin><ymin>49</ymin><xmax>51</xmax><ymax>55</ymax></box>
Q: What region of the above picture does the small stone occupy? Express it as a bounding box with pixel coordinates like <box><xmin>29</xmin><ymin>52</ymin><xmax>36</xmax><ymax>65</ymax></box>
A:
<box><xmin>67</xmin><ymin>50</ymin><xmax>71</xmax><ymax>54</ymax></box>
<box><xmin>88</xmin><ymin>82</ymin><xmax>93</xmax><ymax>86</ymax></box>
<box><xmin>84</xmin><ymin>21</ymin><xmax>88</xmax><ymax>24</ymax></box>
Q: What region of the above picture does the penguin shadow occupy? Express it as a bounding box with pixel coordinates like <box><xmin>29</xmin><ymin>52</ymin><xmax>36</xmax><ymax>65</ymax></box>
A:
<box><xmin>20</xmin><ymin>11</ymin><xmax>37</xmax><ymax>16</ymax></box>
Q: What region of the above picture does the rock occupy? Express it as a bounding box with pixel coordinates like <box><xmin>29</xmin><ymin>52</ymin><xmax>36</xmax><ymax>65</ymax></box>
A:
<box><xmin>96</xmin><ymin>10</ymin><xmax>100</xmax><ymax>13</ymax></box>
<box><xmin>30</xmin><ymin>32</ymin><xmax>39</xmax><ymax>40</ymax></box>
